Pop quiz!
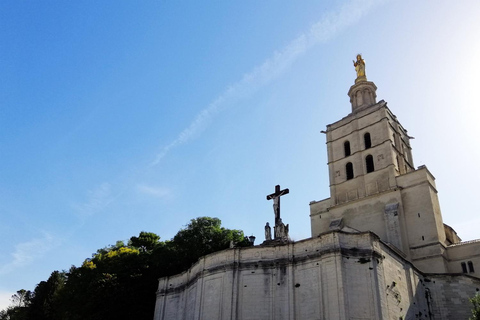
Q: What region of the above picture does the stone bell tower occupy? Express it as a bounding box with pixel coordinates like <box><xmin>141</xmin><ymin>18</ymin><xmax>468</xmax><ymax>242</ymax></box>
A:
<box><xmin>310</xmin><ymin>55</ymin><xmax>453</xmax><ymax>273</ymax></box>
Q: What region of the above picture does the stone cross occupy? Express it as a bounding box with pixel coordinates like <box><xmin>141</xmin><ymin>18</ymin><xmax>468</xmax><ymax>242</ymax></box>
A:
<box><xmin>266</xmin><ymin>185</ymin><xmax>289</xmax><ymax>225</ymax></box>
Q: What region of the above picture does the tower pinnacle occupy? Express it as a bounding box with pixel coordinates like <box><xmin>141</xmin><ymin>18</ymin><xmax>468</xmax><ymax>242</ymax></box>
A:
<box><xmin>348</xmin><ymin>54</ymin><xmax>377</xmax><ymax>113</ymax></box>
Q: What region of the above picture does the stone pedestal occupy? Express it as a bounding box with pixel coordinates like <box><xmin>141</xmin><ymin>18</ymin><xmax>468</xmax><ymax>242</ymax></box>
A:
<box><xmin>347</xmin><ymin>80</ymin><xmax>377</xmax><ymax>113</ymax></box>
<box><xmin>261</xmin><ymin>238</ymin><xmax>291</xmax><ymax>246</ymax></box>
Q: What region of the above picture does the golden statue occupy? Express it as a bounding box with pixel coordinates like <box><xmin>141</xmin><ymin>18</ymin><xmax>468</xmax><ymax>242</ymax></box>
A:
<box><xmin>353</xmin><ymin>54</ymin><xmax>366</xmax><ymax>82</ymax></box>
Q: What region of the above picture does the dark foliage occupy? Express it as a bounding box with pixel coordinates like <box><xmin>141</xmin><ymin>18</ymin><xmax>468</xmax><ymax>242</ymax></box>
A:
<box><xmin>1</xmin><ymin>217</ymin><xmax>247</xmax><ymax>320</ymax></box>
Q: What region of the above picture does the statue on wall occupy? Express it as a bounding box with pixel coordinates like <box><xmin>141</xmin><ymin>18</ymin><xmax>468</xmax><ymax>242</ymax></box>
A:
<box><xmin>274</xmin><ymin>218</ymin><xmax>289</xmax><ymax>239</ymax></box>
<box><xmin>353</xmin><ymin>54</ymin><xmax>366</xmax><ymax>81</ymax></box>
<box><xmin>265</xmin><ymin>222</ymin><xmax>272</xmax><ymax>241</ymax></box>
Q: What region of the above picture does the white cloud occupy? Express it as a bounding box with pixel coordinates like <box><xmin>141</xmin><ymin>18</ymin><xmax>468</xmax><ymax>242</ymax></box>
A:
<box><xmin>0</xmin><ymin>233</ymin><xmax>56</xmax><ymax>275</ymax></box>
<box><xmin>150</xmin><ymin>0</ymin><xmax>385</xmax><ymax>166</ymax></box>
<box><xmin>73</xmin><ymin>182</ymin><xmax>113</xmax><ymax>217</ymax></box>
<box><xmin>136</xmin><ymin>184</ymin><xmax>171</xmax><ymax>199</ymax></box>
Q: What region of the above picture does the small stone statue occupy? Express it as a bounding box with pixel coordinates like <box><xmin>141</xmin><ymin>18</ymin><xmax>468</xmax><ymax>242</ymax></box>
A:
<box><xmin>265</xmin><ymin>222</ymin><xmax>272</xmax><ymax>241</ymax></box>
<box><xmin>274</xmin><ymin>218</ymin><xmax>289</xmax><ymax>240</ymax></box>
<box><xmin>353</xmin><ymin>54</ymin><xmax>366</xmax><ymax>81</ymax></box>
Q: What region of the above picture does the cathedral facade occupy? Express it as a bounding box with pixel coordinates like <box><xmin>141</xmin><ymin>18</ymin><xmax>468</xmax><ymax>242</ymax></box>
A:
<box><xmin>153</xmin><ymin>57</ymin><xmax>480</xmax><ymax>320</ymax></box>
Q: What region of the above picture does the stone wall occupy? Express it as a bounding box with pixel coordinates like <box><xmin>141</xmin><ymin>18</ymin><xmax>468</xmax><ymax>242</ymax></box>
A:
<box><xmin>446</xmin><ymin>240</ymin><xmax>480</xmax><ymax>278</ymax></box>
<box><xmin>424</xmin><ymin>274</ymin><xmax>480</xmax><ymax>319</ymax></box>
<box><xmin>153</xmin><ymin>231</ymin><xmax>480</xmax><ymax>320</ymax></box>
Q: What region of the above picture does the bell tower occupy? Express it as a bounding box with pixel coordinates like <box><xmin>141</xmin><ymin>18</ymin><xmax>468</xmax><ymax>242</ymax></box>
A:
<box><xmin>310</xmin><ymin>55</ymin><xmax>451</xmax><ymax>273</ymax></box>
<box><xmin>325</xmin><ymin>55</ymin><xmax>414</xmax><ymax>209</ymax></box>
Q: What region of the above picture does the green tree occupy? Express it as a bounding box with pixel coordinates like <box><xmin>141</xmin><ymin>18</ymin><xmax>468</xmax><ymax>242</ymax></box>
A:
<box><xmin>0</xmin><ymin>290</ymin><xmax>34</xmax><ymax>320</ymax></box>
<box><xmin>27</xmin><ymin>271</ymin><xmax>66</xmax><ymax>320</ymax></box>
<box><xmin>1</xmin><ymin>217</ymin><xmax>247</xmax><ymax>320</ymax></box>
<box><xmin>59</xmin><ymin>233</ymin><xmax>161</xmax><ymax>320</ymax></box>
<box><xmin>130</xmin><ymin>231</ymin><xmax>161</xmax><ymax>252</ymax></box>
<box><xmin>11</xmin><ymin>290</ymin><xmax>33</xmax><ymax>308</ymax></box>
<box><xmin>0</xmin><ymin>307</ymin><xmax>16</xmax><ymax>320</ymax></box>
<box><xmin>172</xmin><ymin>217</ymin><xmax>245</xmax><ymax>265</ymax></box>
<box><xmin>470</xmin><ymin>293</ymin><xmax>480</xmax><ymax>320</ymax></box>
<box><xmin>0</xmin><ymin>305</ymin><xmax>29</xmax><ymax>320</ymax></box>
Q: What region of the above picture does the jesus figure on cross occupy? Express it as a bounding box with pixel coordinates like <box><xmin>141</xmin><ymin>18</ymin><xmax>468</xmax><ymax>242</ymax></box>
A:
<box><xmin>266</xmin><ymin>185</ymin><xmax>289</xmax><ymax>226</ymax></box>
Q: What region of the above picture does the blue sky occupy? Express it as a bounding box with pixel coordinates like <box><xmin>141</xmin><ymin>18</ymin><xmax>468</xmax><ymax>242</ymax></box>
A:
<box><xmin>1</xmin><ymin>0</ymin><xmax>480</xmax><ymax>309</ymax></box>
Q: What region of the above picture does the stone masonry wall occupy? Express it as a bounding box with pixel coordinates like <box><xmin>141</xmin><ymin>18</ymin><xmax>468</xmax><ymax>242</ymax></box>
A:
<box><xmin>153</xmin><ymin>231</ymin><xmax>480</xmax><ymax>320</ymax></box>
<box><xmin>424</xmin><ymin>274</ymin><xmax>480</xmax><ymax>320</ymax></box>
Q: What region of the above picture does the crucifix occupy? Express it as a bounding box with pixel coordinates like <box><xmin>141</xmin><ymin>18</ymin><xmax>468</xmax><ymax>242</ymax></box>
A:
<box><xmin>266</xmin><ymin>184</ymin><xmax>289</xmax><ymax>225</ymax></box>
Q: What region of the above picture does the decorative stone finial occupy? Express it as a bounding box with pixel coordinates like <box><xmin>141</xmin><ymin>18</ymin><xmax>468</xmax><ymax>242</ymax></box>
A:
<box><xmin>353</xmin><ymin>54</ymin><xmax>366</xmax><ymax>83</ymax></box>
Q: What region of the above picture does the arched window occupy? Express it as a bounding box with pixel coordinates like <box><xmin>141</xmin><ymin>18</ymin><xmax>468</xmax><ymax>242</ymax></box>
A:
<box><xmin>366</xmin><ymin>155</ymin><xmax>374</xmax><ymax>173</ymax></box>
<box><xmin>346</xmin><ymin>162</ymin><xmax>354</xmax><ymax>180</ymax></box>
<box><xmin>344</xmin><ymin>141</ymin><xmax>351</xmax><ymax>157</ymax></box>
<box><xmin>364</xmin><ymin>133</ymin><xmax>372</xmax><ymax>149</ymax></box>
<box><xmin>468</xmin><ymin>261</ymin><xmax>475</xmax><ymax>273</ymax></box>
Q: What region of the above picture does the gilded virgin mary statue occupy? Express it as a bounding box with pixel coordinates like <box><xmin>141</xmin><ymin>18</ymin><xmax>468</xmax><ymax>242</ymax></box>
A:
<box><xmin>353</xmin><ymin>54</ymin><xmax>366</xmax><ymax>82</ymax></box>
